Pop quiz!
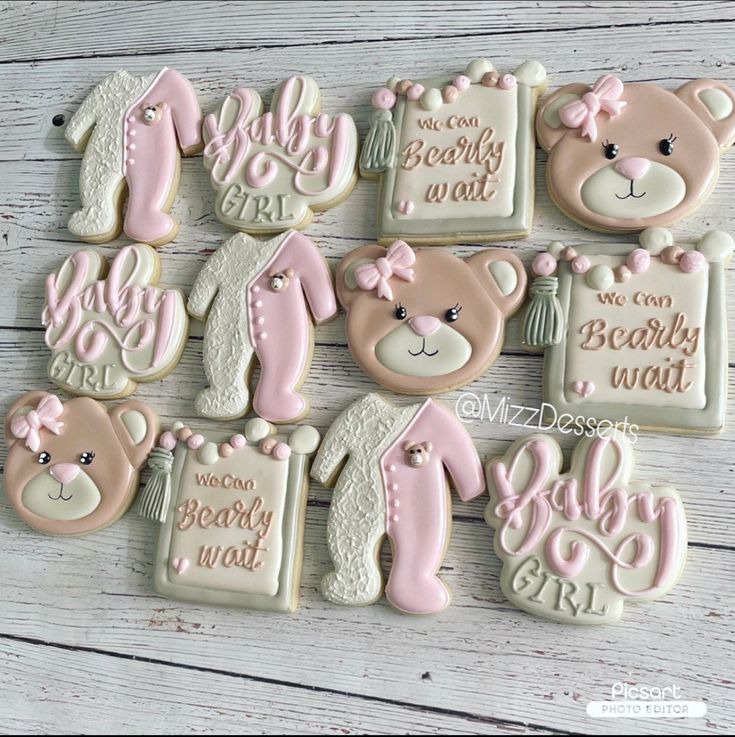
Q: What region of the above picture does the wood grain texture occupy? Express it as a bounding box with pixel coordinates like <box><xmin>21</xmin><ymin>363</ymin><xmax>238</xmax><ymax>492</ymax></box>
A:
<box><xmin>0</xmin><ymin>1</ymin><xmax>733</xmax><ymax>734</ymax></box>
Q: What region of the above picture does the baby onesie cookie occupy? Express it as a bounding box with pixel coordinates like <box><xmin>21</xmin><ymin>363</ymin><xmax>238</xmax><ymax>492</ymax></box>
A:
<box><xmin>65</xmin><ymin>67</ymin><xmax>202</xmax><ymax>246</ymax></box>
<box><xmin>138</xmin><ymin>418</ymin><xmax>320</xmax><ymax>612</ymax></box>
<box><xmin>188</xmin><ymin>230</ymin><xmax>337</xmax><ymax>422</ymax></box>
<box><xmin>312</xmin><ymin>393</ymin><xmax>485</xmax><ymax>614</ymax></box>
<box><xmin>536</xmin><ymin>75</ymin><xmax>735</xmax><ymax>232</ymax></box>
<box><xmin>4</xmin><ymin>391</ymin><xmax>158</xmax><ymax>536</ymax></box>
<box><xmin>202</xmin><ymin>75</ymin><xmax>358</xmax><ymax>233</ymax></box>
<box><xmin>522</xmin><ymin>229</ymin><xmax>733</xmax><ymax>434</ymax></box>
<box><xmin>361</xmin><ymin>58</ymin><xmax>547</xmax><ymax>244</ymax></box>
<box><xmin>43</xmin><ymin>244</ymin><xmax>189</xmax><ymax>399</ymax></box>
<box><xmin>336</xmin><ymin>241</ymin><xmax>526</xmax><ymax>394</ymax></box>
<box><xmin>485</xmin><ymin>432</ymin><xmax>687</xmax><ymax>624</ymax></box>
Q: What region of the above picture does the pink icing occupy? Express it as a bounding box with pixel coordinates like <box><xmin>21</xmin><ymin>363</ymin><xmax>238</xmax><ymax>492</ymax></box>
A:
<box><xmin>159</xmin><ymin>431</ymin><xmax>177</xmax><ymax>451</ymax></box>
<box><xmin>453</xmin><ymin>75</ymin><xmax>470</xmax><ymax>92</ymax></box>
<box><xmin>490</xmin><ymin>436</ymin><xmax>683</xmax><ymax>596</ymax></box>
<box><xmin>203</xmin><ymin>76</ymin><xmax>352</xmax><ymax>197</ymax></box>
<box><xmin>532</xmin><ymin>252</ymin><xmax>557</xmax><ymax>277</ymax></box>
<box><xmin>187</xmin><ymin>433</ymin><xmax>205</xmax><ymax>450</ymax></box>
<box><xmin>406</xmin><ymin>83</ymin><xmax>425</xmax><ymax>101</ymax></box>
<box><xmin>498</xmin><ymin>74</ymin><xmax>516</xmax><ymax>90</ymax></box>
<box><xmin>679</xmin><ymin>250</ymin><xmax>705</xmax><ymax>273</ymax></box>
<box><xmin>372</xmin><ymin>87</ymin><xmax>396</xmax><ymax>111</ymax></box>
<box><xmin>626</xmin><ymin>248</ymin><xmax>651</xmax><ymax>274</ymax></box>
<box><xmin>230</xmin><ymin>434</ymin><xmax>246</xmax><ymax>449</ymax></box>
<box><xmin>43</xmin><ymin>247</ymin><xmax>181</xmax><ymax>375</ymax></box>
<box><xmin>273</xmin><ymin>442</ymin><xmax>292</xmax><ymax>461</ymax></box>
<box><xmin>558</xmin><ymin>74</ymin><xmax>627</xmax><ymax>142</ymax></box>
<box><xmin>571</xmin><ymin>255</ymin><xmax>592</xmax><ymax>274</ymax></box>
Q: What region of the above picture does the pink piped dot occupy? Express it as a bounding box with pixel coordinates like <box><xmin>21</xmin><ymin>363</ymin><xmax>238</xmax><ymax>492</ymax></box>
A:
<box><xmin>252</xmin><ymin>285</ymin><xmax>261</xmax><ymax>293</ymax></box>
<box><xmin>499</xmin><ymin>74</ymin><xmax>517</xmax><ymax>90</ymax></box>
<box><xmin>219</xmin><ymin>443</ymin><xmax>233</xmax><ymax>458</ymax></box>
<box><xmin>258</xmin><ymin>332</ymin><xmax>267</xmax><ymax>340</ymax></box>
<box><xmin>453</xmin><ymin>75</ymin><xmax>470</xmax><ymax>92</ymax></box>
<box><xmin>127</xmin><ymin>143</ymin><xmax>136</xmax><ymax>150</ymax></box>
<box><xmin>230</xmin><ymin>434</ymin><xmax>246</xmax><ymax>449</ymax></box>
<box><xmin>571</xmin><ymin>255</ymin><xmax>592</xmax><ymax>274</ymax></box>
<box><xmin>253</xmin><ymin>300</ymin><xmax>262</xmax><ymax>308</ymax></box>
<box><xmin>395</xmin><ymin>79</ymin><xmax>413</xmax><ymax>95</ymax></box>
<box><xmin>128</xmin><ymin>116</ymin><xmax>135</xmax><ymax>123</ymax></box>
<box><xmin>129</xmin><ymin>128</ymin><xmax>136</xmax><ymax>136</ymax></box>
<box><xmin>679</xmin><ymin>250</ymin><xmax>705</xmax><ymax>273</ymax></box>
<box><xmin>372</xmin><ymin>87</ymin><xmax>397</xmax><ymax>110</ymax></box>
<box><xmin>127</xmin><ymin>158</ymin><xmax>135</xmax><ymax>166</ymax></box>
<box><xmin>178</xmin><ymin>427</ymin><xmax>192</xmax><ymax>441</ymax></box>
<box><xmin>442</xmin><ymin>85</ymin><xmax>458</xmax><ymax>103</ymax></box>
<box><xmin>391</xmin><ymin>514</ymin><xmax>399</xmax><ymax>523</ymax></box>
<box><xmin>260</xmin><ymin>437</ymin><xmax>277</xmax><ymax>454</ymax></box>
<box><xmin>273</xmin><ymin>442</ymin><xmax>292</xmax><ymax>461</ymax></box>
<box><xmin>187</xmin><ymin>433</ymin><xmax>205</xmax><ymax>450</ymax></box>
<box><xmin>255</xmin><ymin>316</ymin><xmax>265</xmax><ymax>325</ymax></box>
<box><xmin>407</xmin><ymin>83</ymin><xmax>425</xmax><ymax>101</ymax></box>
<box><xmin>561</xmin><ymin>247</ymin><xmax>577</xmax><ymax>262</ymax></box>
<box><xmin>532</xmin><ymin>252</ymin><xmax>557</xmax><ymax>277</ymax></box>
<box><xmin>626</xmin><ymin>248</ymin><xmax>651</xmax><ymax>274</ymax></box>
<box><xmin>159</xmin><ymin>431</ymin><xmax>177</xmax><ymax>451</ymax></box>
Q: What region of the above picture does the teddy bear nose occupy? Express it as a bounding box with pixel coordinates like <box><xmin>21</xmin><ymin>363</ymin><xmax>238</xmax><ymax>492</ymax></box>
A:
<box><xmin>49</xmin><ymin>463</ymin><xmax>80</xmax><ymax>484</ymax></box>
<box><xmin>614</xmin><ymin>157</ymin><xmax>651</xmax><ymax>181</ymax></box>
<box><xmin>408</xmin><ymin>315</ymin><xmax>441</xmax><ymax>337</ymax></box>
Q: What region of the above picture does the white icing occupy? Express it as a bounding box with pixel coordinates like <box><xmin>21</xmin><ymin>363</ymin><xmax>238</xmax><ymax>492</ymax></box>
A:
<box><xmin>465</xmin><ymin>59</ymin><xmax>494</xmax><ymax>83</ymax></box>
<box><xmin>120</xmin><ymin>409</ymin><xmax>148</xmax><ymax>444</ymax></box>
<box><xmin>245</xmin><ymin>417</ymin><xmax>273</xmax><ymax>443</ymax></box>
<box><xmin>581</xmin><ymin>163</ymin><xmax>686</xmax><ymax>219</ymax></box>
<box><xmin>288</xmin><ymin>425</ymin><xmax>321</xmax><ymax>455</ymax></box>
<box><xmin>197</xmin><ymin>442</ymin><xmax>220</xmax><ymax>466</ymax></box>
<box><xmin>66</xmin><ymin>70</ymin><xmax>156</xmax><ymax>238</ymax></box>
<box><xmin>542</xmin><ymin>93</ymin><xmax>581</xmax><ymax>129</ymax></box>
<box><xmin>488</xmin><ymin>259</ymin><xmax>518</xmax><ymax>296</ymax></box>
<box><xmin>639</xmin><ymin>227</ymin><xmax>674</xmax><ymax>255</ymax></box>
<box><xmin>311</xmin><ymin>393</ymin><xmax>422</xmax><ymax>605</ymax></box>
<box><xmin>512</xmin><ymin>60</ymin><xmax>547</xmax><ymax>88</ymax></box>
<box><xmin>697</xmin><ymin>230</ymin><xmax>735</xmax><ymax>262</ymax></box>
<box><xmin>22</xmin><ymin>470</ymin><xmax>101</xmax><ymax>521</ymax></box>
<box><xmin>698</xmin><ymin>88</ymin><xmax>733</xmax><ymax>121</ymax></box>
<box><xmin>375</xmin><ymin>323</ymin><xmax>472</xmax><ymax>377</ymax></box>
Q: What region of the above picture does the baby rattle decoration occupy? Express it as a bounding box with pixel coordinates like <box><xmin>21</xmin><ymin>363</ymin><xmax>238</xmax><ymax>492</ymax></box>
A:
<box><xmin>485</xmin><ymin>432</ymin><xmax>687</xmax><ymax>624</ymax></box>
<box><xmin>202</xmin><ymin>75</ymin><xmax>359</xmax><ymax>233</ymax></box>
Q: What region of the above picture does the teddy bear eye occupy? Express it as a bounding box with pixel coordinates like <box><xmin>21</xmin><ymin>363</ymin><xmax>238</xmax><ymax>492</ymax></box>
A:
<box><xmin>659</xmin><ymin>134</ymin><xmax>676</xmax><ymax>156</ymax></box>
<box><xmin>603</xmin><ymin>141</ymin><xmax>619</xmax><ymax>160</ymax></box>
<box><xmin>38</xmin><ymin>451</ymin><xmax>51</xmax><ymax>465</ymax></box>
<box><xmin>395</xmin><ymin>303</ymin><xmax>407</xmax><ymax>320</ymax></box>
<box><xmin>80</xmin><ymin>451</ymin><xmax>95</xmax><ymax>465</ymax></box>
<box><xmin>445</xmin><ymin>304</ymin><xmax>462</xmax><ymax>322</ymax></box>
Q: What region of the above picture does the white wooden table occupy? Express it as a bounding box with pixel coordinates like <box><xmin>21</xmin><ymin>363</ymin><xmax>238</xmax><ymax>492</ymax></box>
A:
<box><xmin>1</xmin><ymin>1</ymin><xmax>733</xmax><ymax>733</ymax></box>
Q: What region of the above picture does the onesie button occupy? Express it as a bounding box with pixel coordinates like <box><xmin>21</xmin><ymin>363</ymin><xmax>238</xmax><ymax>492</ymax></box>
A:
<box><xmin>127</xmin><ymin>143</ymin><xmax>136</xmax><ymax>151</ymax></box>
<box><xmin>389</xmin><ymin>483</ymin><xmax>398</xmax><ymax>491</ymax></box>
<box><xmin>129</xmin><ymin>128</ymin><xmax>136</xmax><ymax>136</ymax></box>
<box><xmin>392</xmin><ymin>500</ymin><xmax>400</xmax><ymax>508</ymax></box>
<box><xmin>389</xmin><ymin>464</ymin><xmax>396</xmax><ymax>472</ymax></box>
<box><xmin>127</xmin><ymin>158</ymin><xmax>135</xmax><ymax>166</ymax></box>
<box><xmin>258</xmin><ymin>332</ymin><xmax>267</xmax><ymax>340</ymax></box>
<box><xmin>252</xmin><ymin>285</ymin><xmax>261</xmax><ymax>293</ymax></box>
<box><xmin>253</xmin><ymin>300</ymin><xmax>262</xmax><ymax>308</ymax></box>
<box><xmin>391</xmin><ymin>514</ymin><xmax>399</xmax><ymax>522</ymax></box>
<box><xmin>255</xmin><ymin>316</ymin><xmax>265</xmax><ymax>325</ymax></box>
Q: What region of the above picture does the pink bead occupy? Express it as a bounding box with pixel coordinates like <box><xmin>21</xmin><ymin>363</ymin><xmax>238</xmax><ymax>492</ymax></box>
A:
<box><xmin>177</xmin><ymin>427</ymin><xmax>192</xmax><ymax>441</ymax></box>
<box><xmin>626</xmin><ymin>248</ymin><xmax>651</xmax><ymax>274</ymax></box>
<box><xmin>406</xmin><ymin>83</ymin><xmax>425</xmax><ymax>101</ymax></box>
<box><xmin>219</xmin><ymin>443</ymin><xmax>233</xmax><ymax>458</ymax></box>
<box><xmin>679</xmin><ymin>250</ymin><xmax>705</xmax><ymax>273</ymax></box>
<box><xmin>614</xmin><ymin>265</ymin><xmax>632</xmax><ymax>283</ymax></box>
<box><xmin>230</xmin><ymin>434</ymin><xmax>246</xmax><ymax>449</ymax></box>
<box><xmin>372</xmin><ymin>87</ymin><xmax>396</xmax><ymax>110</ymax></box>
<box><xmin>395</xmin><ymin>79</ymin><xmax>413</xmax><ymax>94</ymax></box>
<box><xmin>187</xmin><ymin>433</ymin><xmax>204</xmax><ymax>450</ymax></box>
<box><xmin>442</xmin><ymin>85</ymin><xmax>458</xmax><ymax>103</ymax></box>
<box><xmin>159</xmin><ymin>431</ymin><xmax>177</xmax><ymax>451</ymax></box>
<box><xmin>661</xmin><ymin>245</ymin><xmax>684</xmax><ymax>265</ymax></box>
<box><xmin>571</xmin><ymin>255</ymin><xmax>592</xmax><ymax>274</ymax></box>
<box><xmin>453</xmin><ymin>75</ymin><xmax>470</xmax><ymax>92</ymax></box>
<box><xmin>272</xmin><ymin>442</ymin><xmax>292</xmax><ymax>461</ymax></box>
<box><xmin>561</xmin><ymin>247</ymin><xmax>577</xmax><ymax>262</ymax></box>
<box><xmin>260</xmin><ymin>437</ymin><xmax>277</xmax><ymax>455</ymax></box>
<box><xmin>499</xmin><ymin>74</ymin><xmax>517</xmax><ymax>90</ymax></box>
<box><xmin>532</xmin><ymin>252</ymin><xmax>557</xmax><ymax>277</ymax></box>
<box><xmin>481</xmin><ymin>71</ymin><xmax>499</xmax><ymax>87</ymax></box>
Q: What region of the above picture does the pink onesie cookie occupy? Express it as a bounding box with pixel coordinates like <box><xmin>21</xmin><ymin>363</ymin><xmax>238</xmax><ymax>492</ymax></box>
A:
<box><xmin>312</xmin><ymin>393</ymin><xmax>485</xmax><ymax>614</ymax></box>
<box><xmin>188</xmin><ymin>230</ymin><xmax>337</xmax><ymax>422</ymax></box>
<box><xmin>65</xmin><ymin>67</ymin><xmax>202</xmax><ymax>246</ymax></box>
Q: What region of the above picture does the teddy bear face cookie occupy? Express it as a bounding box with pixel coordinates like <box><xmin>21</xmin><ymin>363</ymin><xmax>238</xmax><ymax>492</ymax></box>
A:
<box><xmin>537</xmin><ymin>76</ymin><xmax>735</xmax><ymax>232</ymax></box>
<box><xmin>336</xmin><ymin>242</ymin><xmax>526</xmax><ymax>394</ymax></box>
<box><xmin>362</xmin><ymin>58</ymin><xmax>547</xmax><ymax>244</ymax></box>
<box><xmin>4</xmin><ymin>391</ymin><xmax>158</xmax><ymax>535</ymax></box>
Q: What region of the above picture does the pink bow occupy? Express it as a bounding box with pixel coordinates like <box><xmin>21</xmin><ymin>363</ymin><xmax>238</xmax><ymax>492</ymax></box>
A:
<box><xmin>10</xmin><ymin>394</ymin><xmax>64</xmax><ymax>452</ymax></box>
<box><xmin>355</xmin><ymin>240</ymin><xmax>415</xmax><ymax>301</ymax></box>
<box><xmin>559</xmin><ymin>75</ymin><xmax>627</xmax><ymax>142</ymax></box>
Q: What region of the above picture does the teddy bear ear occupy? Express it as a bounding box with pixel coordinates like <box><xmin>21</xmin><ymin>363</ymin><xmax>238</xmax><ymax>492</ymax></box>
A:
<box><xmin>535</xmin><ymin>83</ymin><xmax>589</xmax><ymax>152</ymax></box>
<box><xmin>335</xmin><ymin>244</ymin><xmax>390</xmax><ymax>308</ymax></box>
<box><xmin>402</xmin><ymin>440</ymin><xmax>413</xmax><ymax>451</ymax></box>
<box><xmin>424</xmin><ymin>442</ymin><xmax>433</xmax><ymax>453</ymax></box>
<box><xmin>467</xmin><ymin>250</ymin><xmax>527</xmax><ymax>319</ymax></box>
<box><xmin>109</xmin><ymin>400</ymin><xmax>159</xmax><ymax>470</ymax></box>
<box><xmin>4</xmin><ymin>391</ymin><xmax>56</xmax><ymax>448</ymax></box>
<box><xmin>675</xmin><ymin>79</ymin><xmax>735</xmax><ymax>149</ymax></box>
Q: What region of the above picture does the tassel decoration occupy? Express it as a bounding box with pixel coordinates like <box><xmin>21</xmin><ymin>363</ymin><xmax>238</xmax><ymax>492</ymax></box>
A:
<box><xmin>521</xmin><ymin>276</ymin><xmax>564</xmax><ymax>348</ymax></box>
<box><xmin>137</xmin><ymin>446</ymin><xmax>174</xmax><ymax>523</ymax></box>
<box><xmin>360</xmin><ymin>109</ymin><xmax>396</xmax><ymax>174</ymax></box>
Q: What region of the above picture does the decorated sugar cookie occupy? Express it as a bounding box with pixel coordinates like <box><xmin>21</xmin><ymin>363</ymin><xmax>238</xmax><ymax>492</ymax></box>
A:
<box><xmin>4</xmin><ymin>391</ymin><xmax>158</xmax><ymax>536</ymax></box>
<box><xmin>537</xmin><ymin>75</ymin><xmax>735</xmax><ymax>232</ymax></box>
<box><xmin>43</xmin><ymin>244</ymin><xmax>189</xmax><ymax>399</ymax></box>
<box><xmin>188</xmin><ymin>230</ymin><xmax>337</xmax><ymax>422</ymax></box>
<box><xmin>138</xmin><ymin>418</ymin><xmax>320</xmax><ymax>612</ymax></box>
<box><xmin>485</xmin><ymin>432</ymin><xmax>687</xmax><ymax>624</ymax></box>
<box><xmin>65</xmin><ymin>67</ymin><xmax>202</xmax><ymax>246</ymax></box>
<box><xmin>312</xmin><ymin>393</ymin><xmax>485</xmax><ymax>614</ymax></box>
<box><xmin>521</xmin><ymin>229</ymin><xmax>734</xmax><ymax>434</ymax></box>
<box><xmin>361</xmin><ymin>58</ymin><xmax>547</xmax><ymax>244</ymax></box>
<box><xmin>202</xmin><ymin>75</ymin><xmax>358</xmax><ymax>233</ymax></box>
<box><xmin>336</xmin><ymin>242</ymin><xmax>526</xmax><ymax>394</ymax></box>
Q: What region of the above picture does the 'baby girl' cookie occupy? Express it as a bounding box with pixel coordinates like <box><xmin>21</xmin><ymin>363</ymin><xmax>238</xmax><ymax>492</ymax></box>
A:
<box><xmin>361</xmin><ymin>58</ymin><xmax>547</xmax><ymax>244</ymax></box>
<box><xmin>138</xmin><ymin>418</ymin><xmax>320</xmax><ymax>612</ymax></box>
<box><xmin>536</xmin><ymin>75</ymin><xmax>735</xmax><ymax>232</ymax></box>
<box><xmin>312</xmin><ymin>393</ymin><xmax>485</xmax><ymax>614</ymax></box>
<box><xmin>336</xmin><ymin>241</ymin><xmax>526</xmax><ymax>394</ymax></box>
<box><xmin>4</xmin><ymin>391</ymin><xmax>158</xmax><ymax>535</ymax></box>
<box><xmin>43</xmin><ymin>244</ymin><xmax>189</xmax><ymax>399</ymax></box>
<box><xmin>188</xmin><ymin>230</ymin><xmax>337</xmax><ymax>422</ymax></box>
<box><xmin>522</xmin><ymin>229</ymin><xmax>733</xmax><ymax>434</ymax></box>
<box><xmin>485</xmin><ymin>432</ymin><xmax>687</xmax><ymax>624</ymax></box>
<box><xmin>65</xmin><ymin>67</ymin><xmax>202</xmax><ymax>246</ymax></box>
<box><xmin>202</xmin><ymin>75</ymin><xmax>358</xmax><ymax>233</ymax></box>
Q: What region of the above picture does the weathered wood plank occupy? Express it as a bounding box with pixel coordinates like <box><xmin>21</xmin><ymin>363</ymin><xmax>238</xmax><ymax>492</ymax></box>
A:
<box><xmin>0</xmin><ymin>1</ymin><xmax>729</xmax><ymax>63</ymax></box>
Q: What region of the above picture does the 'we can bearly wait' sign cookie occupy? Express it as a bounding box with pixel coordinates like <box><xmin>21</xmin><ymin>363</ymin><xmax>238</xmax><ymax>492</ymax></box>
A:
<box><xmin>361</xmin><ymin>58</ymin><xmax>547</xmax><ymax>244</ymax></box>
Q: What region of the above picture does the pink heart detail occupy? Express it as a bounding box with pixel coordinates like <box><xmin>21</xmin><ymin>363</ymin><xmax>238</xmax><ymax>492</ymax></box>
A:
<box><xmin>572</xmin><ymin>380</ymin><xmax>595</xmax><ymax>398</ymax></box>
<box><xmin>396</xmin><ymin>199</ymin><xmax>415</xmax><ymax>215</ymax></box>
<box><xmin>171</xmin><ymin>557</ymin><xmax>190</xmax><ymax>575</ymax></box>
